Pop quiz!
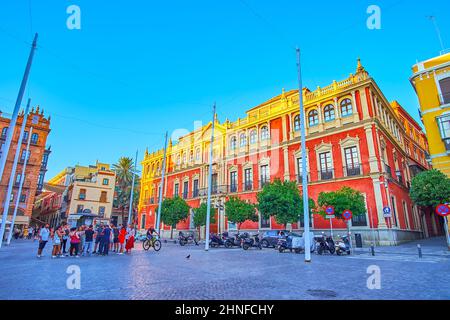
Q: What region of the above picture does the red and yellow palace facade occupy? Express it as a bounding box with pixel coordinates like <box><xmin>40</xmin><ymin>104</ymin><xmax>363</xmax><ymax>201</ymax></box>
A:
<box><xmin>138</xmin><ymin>60</ymin><xmax>438</xmax><ymax>245</ymax></box>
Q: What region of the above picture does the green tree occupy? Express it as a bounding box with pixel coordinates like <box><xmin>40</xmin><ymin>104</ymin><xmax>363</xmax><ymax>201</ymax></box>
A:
<box><xmin>193</xmin><ymin>203</ymin><xmax>217</xmax><ymax>239</ymax></box>
<box><xmin>317</xmin><ymin>186</ymin><xmax>366</xmax><ymax>220</ymax></box>
<box><xmin>257</xmin><ymin>179</ymin><xmax>315</xmax><ymax>228</ymax></box>
<box><xmin>410</xmin><ymin>169</ymin><xmax>450</xmax><ymax>209</ymax></box>
<box><xmin>225</xmin><ymin>197</ymin><xmax>258</xmax><ymax>231</ymax></box>
<box><xmin>158</xmin><ymin>197</ymin><xmax>190</xmax><ymax>239</ymax></box>
<box><xmin>112</xmin><ymin>157</ymin><xmax>140</xmax><ymax>225</ymax></box>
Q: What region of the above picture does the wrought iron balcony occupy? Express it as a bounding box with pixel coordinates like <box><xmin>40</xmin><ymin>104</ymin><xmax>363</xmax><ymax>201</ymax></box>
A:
<box><xmin>243</xmin><ymin>181</ymin><xmax>253</xmax><ymax>191</ymax></box>
<box><xmin>345</xmin><ymin>165</ymin><xmax>361</xmax><ymax>177</ymax></box>
<box><xmin>320</xmin><ymin>169</ymin><xmax>334</xmax><ymax>181</ymax></box>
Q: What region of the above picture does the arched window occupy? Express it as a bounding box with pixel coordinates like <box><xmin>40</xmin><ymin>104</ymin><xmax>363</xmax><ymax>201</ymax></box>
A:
<box><xmin>260</xmin><ymin>126</ymin><xmax>269</xmax><ymax>141</ymax></box>
<box><xmin>31</xmin><ymin>133</ymin><xmax>38</xmax><ymax>144</ymax></box>
<box><xmin>340</xmin><ymin>99</ymin><xmax>353</xmax><ymax>117</ymax></box>
<box><xmin>323</xmin><ymin>104</ymin><xmax>335</xmax><ymax>122</ymax></box>
<box><xmin>230</xmin><ymin>136</ymin><xmax>237</xmax><ymax>150</ymax></box>
<box><xmin>250</xmin><ymin>130</ymin><xmax>257</xmax><ymax>144</ymax></box>
<box><xmin>240</xmin><ymin>133</ymin><xmax>247</xmax><ymax>147</ymax></box>
<box><xmin>293</xmin><ymin>115</ymin><xmax>301</xmax><ymax>132</ymax></box>
<box><xmin>308</xmin><ymin>110</ymin><xmax>319</xmax><ymax>127</ymax></box>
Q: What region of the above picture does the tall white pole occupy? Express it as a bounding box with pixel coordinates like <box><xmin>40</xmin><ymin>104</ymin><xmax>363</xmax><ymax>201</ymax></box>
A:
<box><xmin>127</xmin><ymin>150</ymin><xmax>138</xmax><ymax>226</ymax></box>
<box><xmin>0</xmin><ymin>34</ymin><xmax>37</xmax><ymax>182</ymax></box>
<box><xmin>205</xmin><ymin>103</ymin><xmax>216</xmax><ymax>251</ymax></box>
<box><xmin>0</xmin><ymin>99</ymin><xmax>31</xmax><ymax>248</ymax></box>
<box><xmin>444</xmin><ymin>216</ymin><xmax>450</xmax><ymax>250</ymax></box>
<box><xmin>296</xmin><ymin>48</ymin><xmax>311</xmax><ymax>262</ymax></box>
<box><xmin>7</xmin><ymin>127</ymin><xmax>33</xmax><ymax>245</ymax></box>
<box><xmin>156</xmin><ymin>132</ymin><xmax>168</xmax><ymax>235</ymax></box>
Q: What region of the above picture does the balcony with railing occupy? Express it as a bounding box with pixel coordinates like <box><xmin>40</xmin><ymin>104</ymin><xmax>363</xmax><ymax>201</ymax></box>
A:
<box><xmin>319</xmin><ymin>169</ymin><xmax>334</xmax><ymax>181</ymax></box>
<box><xmin>243</xmin><ymin>181</ymin><xmax>253</xmax><ymax>191</ymax></box>
<box><xmin>345</xmin><ymin>164</ymin><xmax>361</xmax><ymax>177</ymax></box>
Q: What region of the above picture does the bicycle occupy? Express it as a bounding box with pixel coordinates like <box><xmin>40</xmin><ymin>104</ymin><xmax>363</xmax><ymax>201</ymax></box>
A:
<box><xmin>142</xmin><ymin>235</ymin><xmax>162</xmax><ymax>251</ymax></box>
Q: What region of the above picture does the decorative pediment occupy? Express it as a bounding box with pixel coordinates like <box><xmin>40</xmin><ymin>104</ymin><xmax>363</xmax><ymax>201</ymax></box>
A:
<box><xmin>314</xmin><ymin>141</ymin><xmax>332</xmax><ymax>153</ymax></box>
<box><xmin>294</xmin><ymin>148</ymin><xmax>310</xmax><ymax>158</ymax></box>
<box><xmin>242</xmin><ymin>161</ymin><xmax>253</xmax><ymax>170</ymax></box>
<box><xmin>258</xmin><ymin>157</ymin><xmax>270</xmax><ymax>166</ymax></box>
<box><xmin>339</xmin><ymin>135</ymin><xmax>360</xmax><ymax>148</ymax></box>
<box><xmin>229</xmin><ymin>165</ymin><xmax>238</xmax><ymax>172</ymax></box>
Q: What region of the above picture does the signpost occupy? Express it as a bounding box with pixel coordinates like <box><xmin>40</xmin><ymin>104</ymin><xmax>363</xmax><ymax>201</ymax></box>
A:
<box><xmin>435</xmin><ymin>204</ymin><xmax>450</xmax><ymax>250</ymax></box>
<box><xmin>342</xmin><ymin>209</ymin><xmax>353</xmax><ymax>254</ymax></box>
<box><xmin>326</xmin><ymin>206</ymin><xmax>335</xmax><ymax>238</ymax></box>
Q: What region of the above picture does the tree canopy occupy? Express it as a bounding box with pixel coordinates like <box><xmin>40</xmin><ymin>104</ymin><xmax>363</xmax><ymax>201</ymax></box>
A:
<box><xmin>317</xmin><ymin>186</ymin><xmax>366</xmax><ymax>219</ymax></box>
<box><xmin>257</xmin><ymin>179</ymin><xmax>315</xmax><ymax>226</ymax></box>
<box><xmin>225</xmin><ymin>197</ymin><xmax>258</xmax><ymax>230</ymax></box>
<box><xmin>193</xmin><ymin>203</ymin><xmax>216</xmax><ymax>228</ymax></box>
<box><xmin>410</xmin><ymin>169</ymin><xmax>450</xmax><ymax>208</ymax></box>
<box><xmin>159</xmin><ymin>197</ymin><xmax>190</xmax><ymax>227</ymax></box>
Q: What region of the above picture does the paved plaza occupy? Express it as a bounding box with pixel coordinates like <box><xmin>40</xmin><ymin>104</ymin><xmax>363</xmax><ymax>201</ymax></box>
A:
<box><xmin>0</xmin><ymin>237</ymin><xmax>449</xmax><ymax>300</ymax></box>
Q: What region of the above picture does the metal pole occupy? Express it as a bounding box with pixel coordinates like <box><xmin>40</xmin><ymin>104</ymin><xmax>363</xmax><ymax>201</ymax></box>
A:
<box><xmin>444</xmin><ymin>216</ymin><xmax>450</xmax><ymax>250</ymax></box>
<box><xmin>296</xmin><ymin>48</ymin><xmax>311</xmax><ymax>262</ymax></box>
<box><xmin>0</xmin><ymin>99</ymin><xmax>31</xmax><ymax>248</ymax></box>
<box><xmin>0</xmin><ymin>34</ymin><xmax>37</xmax><ymax>182</ymax></box>
<box><xmin>346</xmin><ymin>220</ymin><xmax>352</xmax><ymax>255</ymax></box>
<box><xmin>205</xmin><ymin>103</ymin><xmax>216</xmax><ymax>251</ymax></box>
<box><xmin>127</xmin><ymin>150</ymin><xmax>138</xmax><ymax>226</ymax></box>
<box><xmin>7</xmin><ymin>127</ymin><xmax>33</xmax><ymax>245</ymax></box>
<box><xmin>330</xmin><ymin>217</ymin><xmax>333</xmax><ymax>238</ymax></box>
<box><xmin>156</xmin><ymin>132</ymin><xmax>168</xmax><ymax>235</ymax></box>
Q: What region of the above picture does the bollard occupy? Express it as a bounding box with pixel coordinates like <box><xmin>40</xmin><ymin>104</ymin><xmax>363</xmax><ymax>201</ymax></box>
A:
<box><xmin>417</xmin><ymin>244</ymin><xmax>422</xmax><ymax>258</ymax></box>
<box><xmin>371</xmin><ymin>244</ymin><xmax>375</xmax><ymax>256</ymax></box>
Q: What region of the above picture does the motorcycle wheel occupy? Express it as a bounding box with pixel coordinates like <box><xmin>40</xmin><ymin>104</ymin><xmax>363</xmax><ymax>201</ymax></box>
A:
<box><xmin>278</xmin><ymin>246</ymin><xmax>285</xmax><ymax>253</ymax></box>
<box><xmin>258</xmin><ymin>244</ymin><xmax>262</xmax><ymax>250</ymax></box>
<box><xmin>153</xmin><ymin>240</ymin><xmax>162</xmax><ymax>252</ymax></box>
<box><xmin>179</xmin><ymin>239</ymin><xmax>186</xmax><ymax>246</ymax></box>
<box><xmin>337</xmin><ymin>250</ymin><xmax>342</xmax><ymax>256</ymax></box>
<box><xmin>225</xmin><ymin>241</ymin><xmax>232</xmax><ymax>249</ymax></box>
<box><xmin>294</xmin><ymin>248</ymin><xmax>301</xmax><ymax>254</ymax></box>
<box><xmin>243</xmin><ymin>243</ymin><xmax>250</xmax><ymax>250</ymax></box>
<box><xmin>261</xmin><ymin>239</ymin><xmax>269</xmax><ymax>248</ymax></box>
<box><xmin>330</xmin><ymin>247</ymin><xmax>335</xmax><ymax>254</ymax></box>
<box><xmin>142</xmin><ymin>240</ymin><xmax>151</xmax><ymax>251</ymax></box>
<box><xmin>318</xmin><ymin>247</ymin><xmax>323</xmax><ymax>255</ymax></box>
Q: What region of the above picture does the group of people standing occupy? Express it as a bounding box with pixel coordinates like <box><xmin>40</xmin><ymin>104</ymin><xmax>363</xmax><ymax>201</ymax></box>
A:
<box><xmin>36</xmin><ymin>222</ymin><xmax>137</xmax><ymax>258</ymax></box>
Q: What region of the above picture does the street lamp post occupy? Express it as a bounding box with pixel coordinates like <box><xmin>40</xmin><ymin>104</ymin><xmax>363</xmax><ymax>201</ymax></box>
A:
<box><xmin>205</xmin><ymin>103</ymin><xmax>216</xmax><ymax>251</ymax></box>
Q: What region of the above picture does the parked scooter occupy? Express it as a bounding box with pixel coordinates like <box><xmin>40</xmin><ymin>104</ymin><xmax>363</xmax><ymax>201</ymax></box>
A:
<box><xmin>315</xmin><ymin>233</ymin><xmax>335</xmax><ymax>255</ymax></box>
<box><xmin>209</xmin><ymin>233</ymin><xmax>226</xmax><ymax>248</ymax></box>
<box><xmin>242</xmin><ymin>233</ymin><xmax>262</xmax><ymax>250</ymax></box>
<box><xmin>178</xmin><ymin>231</ymin><xmax>199</xmax><ymax>246</ymax></box>
<box><xmin>335</xmin><ymin>235</ymin><xmax>351</xmax><ymax>255</ymax></box>
<box><xmin>223</xmin><ymin>232</ymin><xmax>243</xmax><ymax>248</ymax></box>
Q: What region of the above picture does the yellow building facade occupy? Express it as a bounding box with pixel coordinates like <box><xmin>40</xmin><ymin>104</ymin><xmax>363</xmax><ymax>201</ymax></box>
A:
<box><xmin>411</xmin><ymin>53</ymin><xmax>450</xmax><ymax>176</ymax></box>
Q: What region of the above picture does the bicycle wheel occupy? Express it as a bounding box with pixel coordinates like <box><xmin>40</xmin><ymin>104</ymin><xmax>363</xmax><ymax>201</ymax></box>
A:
<box><xmin>153</xmin><ymin>240</ymin><xmax>162</xmax><ymax>251</ymax></box>
<box><xmin>143</xmin><ymin>240</ymin><xmax>151</xmax><ymax>251</ymax></box>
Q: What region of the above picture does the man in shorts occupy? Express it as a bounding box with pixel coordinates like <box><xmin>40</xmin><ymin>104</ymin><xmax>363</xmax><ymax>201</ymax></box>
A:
<box><xmin>37</xmin><ymin>224</ymin><xmax>50</xmax><ymax>258</ymax></box>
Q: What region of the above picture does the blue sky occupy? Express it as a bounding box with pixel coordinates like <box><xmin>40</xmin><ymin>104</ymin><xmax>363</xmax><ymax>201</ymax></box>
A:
<box><xmin>0</xmin><ymin>0</ymin><xmax>449</xmax><ymax>179</ymax></box>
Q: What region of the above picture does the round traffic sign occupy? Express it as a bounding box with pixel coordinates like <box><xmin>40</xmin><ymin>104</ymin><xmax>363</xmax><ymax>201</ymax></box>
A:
<box><xmin>383</xmin><ymin>207</ymin><xmax>391</xmax><ymax>214</ymax></box>
<box><xmin>343</xmin><ymin>209</ymin><xmax>353</xmax><ymax>221</ymax></box>
<box><xmin>435</xmin><ymin>204</ymin><xmax>450</xmax><ymax>217</ymax></box>
<box><xmin>326</xmin><ymin>206</ymin><xmax>335</xmax><ymax>215</ymax></box>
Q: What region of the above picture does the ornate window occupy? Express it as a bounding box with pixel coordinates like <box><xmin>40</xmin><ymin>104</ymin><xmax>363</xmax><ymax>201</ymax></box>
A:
<box><xmin>293</xmin><ymin>115</ymin><xmax>301</xmax><ymax>132</ymax></box>
<box><xmin>250</xmin><ymin>130</ymin><xmax>257</xmax><ymax>144</ymax></box>
<box><xmin>308</xmin><ymin>110</ymin><xmax>319</xmax><ymax>127</ymax></box>
<box><xmin>340</xmin><ymin>99</ymin><xmax>353</xmax><ymax>117</ymax></box>
<box><xmin>240</xmin><ymin>133</ymin><xmax>247</xmax><ymax>147</ymax></box>
<box><xmin>260</xmin><ymin>126</ymin><xmax>269</xmax><ymax>141</ymax></box>
<box><xmin>230</xmin><ymin>136</ymin><xmax>237</xmax><ymax>150</ymax></box>
<box><xmin>31</xmin><ymin>133</ymin><xmax>38</xmax><ymax>144</ymax></box>
<box><xmin>323</xmin><ymin>104</ymin><xmax>335</xmax><ymax>122</ymax></box>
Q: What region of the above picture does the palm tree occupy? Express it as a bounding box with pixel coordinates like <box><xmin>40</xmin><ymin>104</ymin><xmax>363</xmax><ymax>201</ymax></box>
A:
<box><xmin>112</xmin><ymin>157</ymin><xmax>140</xmax><ymax>225</ymax></box>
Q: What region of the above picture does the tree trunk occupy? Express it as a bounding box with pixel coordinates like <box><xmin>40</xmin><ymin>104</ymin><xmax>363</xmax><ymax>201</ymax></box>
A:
<box><xmin>170</xmin><ymin>225</ymin><xmax>174</xmax><ymax>239</ymax></box>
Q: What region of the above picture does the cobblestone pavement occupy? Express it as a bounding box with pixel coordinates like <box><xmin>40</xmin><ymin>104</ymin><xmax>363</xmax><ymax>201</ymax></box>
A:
<box><xmin>0</xmin><ymin>237</ymin><xmax>449</xmax><ymax>300</ymax></box>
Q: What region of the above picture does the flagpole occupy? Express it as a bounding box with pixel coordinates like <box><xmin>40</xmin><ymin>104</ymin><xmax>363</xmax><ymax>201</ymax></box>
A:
<box><xmin>296</xmin><ymin>48</ymin><xmax>311</xmax><ymax>262</ymax></box>
<box><xmin>7</xmin><ymin>126</ymin><xmax>33</xmax><ymax>245</ymax></box>
<box><xmin>0</xmin><ymin>99</ymin><xmax>31</xmax><ymax>249</ymax></box>
<box><xmin>156</xmin><ymin>132</ymin><xmax>168</xmax><ymax>235</ymax></box>
<box><xmin>205</xmin><ymin>103</ymin><xmax>216</xmax><ymax>251</ymax></box>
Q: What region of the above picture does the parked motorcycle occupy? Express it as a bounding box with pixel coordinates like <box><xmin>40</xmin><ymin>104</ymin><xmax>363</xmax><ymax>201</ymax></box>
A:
<box><xmin>178</xmin><ymin>231</ymin><xmax>199</xmax><ymax>246</ymax></box>
<box><xmin>335</xmin><ymin>234</ymin><xmax>351</xmax><ymax>255</ymax></box>
<box><xmin>223</xmin><ymin>232</ymin><xmax>243</xmax><ymax>248</ymax></box>
<box><xmin>315</xmin><ymin>233</ymin><xmax>335</xmax><ymax>255</ymax></box>
<box><xmin>242</xmin><ymin>233</ymin><xmax>262</xmax><ymax>250</ymax></box>
<box><xmin>210</xmin><ymin>233</ymin><xmax>226</xmax><ymax>248</ymax></box>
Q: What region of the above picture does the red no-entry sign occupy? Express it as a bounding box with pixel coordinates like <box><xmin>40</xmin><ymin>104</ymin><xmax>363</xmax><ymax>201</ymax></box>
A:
<box><xmin>436</xmin><ymin>204</ymin><xmax>450</xmax><ymax>217</ymax></box>
<box><xmin>343</xmin><ymin>209</ymin><xmax>353</xmax><ymax>221</ymax></box>
<box><xmin>326</xmin><ymin>206</ymin><xmax>335</xmax><ymax>216</ymax></box>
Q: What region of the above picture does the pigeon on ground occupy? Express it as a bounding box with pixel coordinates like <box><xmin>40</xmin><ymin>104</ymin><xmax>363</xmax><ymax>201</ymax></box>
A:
<box><xmin>186</xmin><ymin>254</ymin><xmax>191</xmax><ymax>259</ymax></box>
